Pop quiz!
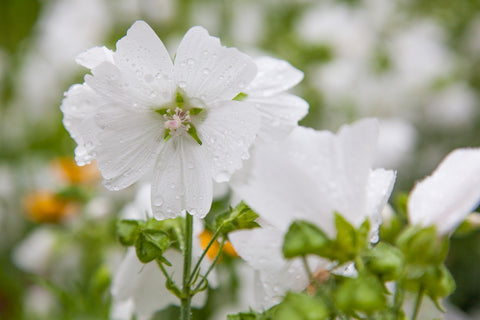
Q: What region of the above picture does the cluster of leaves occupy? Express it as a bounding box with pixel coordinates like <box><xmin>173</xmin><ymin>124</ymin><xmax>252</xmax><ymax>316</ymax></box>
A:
<box><xmin>229</xmin><ymin>197</ymin><xmax>455</xmax><ymax>320</ymax></box>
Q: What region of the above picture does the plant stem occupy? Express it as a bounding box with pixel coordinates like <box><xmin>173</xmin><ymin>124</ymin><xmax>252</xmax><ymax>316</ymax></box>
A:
<box><xmin>180</xmin><ymin>213</ymin><xmax>194</xmax><ymax>320</ymax></box>
<box><xmin>411</xmin><ymin>286</ymin><xmax>425</xmax><ymax>320</ymax></box>
<box><xmin>193</xmin><ymin>238</ymin><xmax>226</xmax><ymax>293</ymax></box>
<box><xmin>188</xmin><ymin>227</ymin><xmax>223</xmax><ymax>284</ymax></box>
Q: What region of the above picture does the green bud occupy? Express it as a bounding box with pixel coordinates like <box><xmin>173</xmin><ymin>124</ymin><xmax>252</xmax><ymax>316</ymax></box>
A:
<box><xmin>335</xmin><ymin>273</ymin><xmax>386</xmax><ymax>314</ymax></box>
<box><xmin>276</xmin><ymin>292</ymin><xmax>329</xmax><ymax>320</ymax></box>
<box><xmin>90</xmin><ymin>265</ymin><xmax>111</xmax><ymax>295</ymax></box>
<box><xmin>364</xmin><ymin>242</ymin><xmax>404</xmax><ymax>281</ymax></box>
<box><xmin>282</xmin><ymin>220</ymin><xmax>330</xmax><ymax>259</ymax></box>
<box><xmin>396</xmin><ymin>226</ymin><xmax>449</xmax><ymax>265</ymax></box>
<box><xmin>117</xmin><ymin>219</ymin><xmax>143</xmax><ymax>246</ymax></box>
<box><xmin>135</xmin><ymin>229</ymin><xmax>170</xmax><ymax>263</ymax></box>
<box><xmin>215</xmin><ymin>201</ymin><xmax>260</xmax><ymax>235</ymax></box>
<box><xmin>424</xmin><ymin>264</ymin><xmax>456</xmax><ymax>300</ymax></box>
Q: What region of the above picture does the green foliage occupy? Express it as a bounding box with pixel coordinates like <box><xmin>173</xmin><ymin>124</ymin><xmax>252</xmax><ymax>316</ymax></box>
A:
<box><xmin>363</xmin><ymin>242</ymin><xmax>405</xmax><ymax>282</ymax></box>
<box><xmin>215</xmin><ymin>201</ymin><xmax>260</xmax><ymax>235</ymax></box>
<box><xmin>275</xmin><ymin>292</ymin><xmax>329</xmax><ymax>320</ymax></box>
<box><xmin>397</xmin><ymin>226</ymin><xmax>449</xmax><ymax>265</ymax></box>
<box><xmin>282</xmin><ymin>220</ymin><xmax>330</xmax><ymax>258</ymax></box>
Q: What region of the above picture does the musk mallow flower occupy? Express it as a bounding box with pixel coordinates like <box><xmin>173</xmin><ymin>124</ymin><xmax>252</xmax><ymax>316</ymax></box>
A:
<box><xmin>408</xmin><ymin>148</ymin><xmax>480</xmax><ymax>235</ymax></box>
<box><xmin>60</xmin><ymin>20</ymin><xmax>307</xmax><ymax>220</ymax></box>
<box><xmin>229</xmin><ymin>119</ymin><xmax>396</xmax><ymax>308</ymax></box>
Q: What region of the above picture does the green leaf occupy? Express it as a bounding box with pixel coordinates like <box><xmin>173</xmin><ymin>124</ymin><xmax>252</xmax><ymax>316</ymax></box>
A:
<box><xmin>189</xmin><ymin>107</ymin><xmax>204</xmax><ymax>115</ymax></box>
<box><xmin>233</xmin><ymin>92</ymin><xmax>248</xmax><ymax>101</ymax></box>
<box><xmin>335</xmin><ymin>272</ymin><xmax>386</xmax><ymax>314</ymax></box>
<box><xmin>396</xmin><ymin>226</ymin><xmax>449</xmax><ymax>265</ymax></box>
<box><xmin>282</xmin><ymin>220</ymin><xmax>330</xmax><ymax>258</ymax></box>
<box><xmin>135</xmin><ymin>230</ymin><xmax>170</xmax><ymax>263</ymax></box>
<box><xmin>424</xmin><ymin>264</ymin><xmax>456</xmax><ymax>300</ymax></box>
<box><xmin>155</xmin><ymin>108</ymin><xmax>170</xmax><ymax>115</ymax></box>
<box><xmin>215</xmin><ymin>201</ymin><xmax>260</xmax><ymax>235</ymax></box>
<box><xmin>275</xmin><ymin>292</ymin><xmax>329</xmax><ymax>320</ymax></box>
<box><xmin>363</xmin><ymin>242</ymin><xmax>404</xmax><ymax>282</ymax></box>
<box><xmin>116</xmin><ymin>219</ymin><xmax>143</xmax><ymax>246</ymax></box>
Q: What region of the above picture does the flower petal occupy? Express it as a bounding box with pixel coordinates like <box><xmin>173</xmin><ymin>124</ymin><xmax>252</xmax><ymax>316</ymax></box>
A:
<box><xmin>60</xmin><ymin>83</ymin><xmax>102</xmax><ymax>165</ymax></box>
<box><xmin>408</xmin><ymin>148</ymin><xmax>480</xmax><ymax>235</ymax></box>
<box><xmin>247</xmin><ymin>93</ymin><xmax>308</xmax><ymax>142</ymax></box>
<box><xmin>198</xmin><ymin>100</ymin><xmax>260</xmax><ymax>182</ymax></box>
<box><xmin>76</xmin><ymin>46</ymin><xmax>114</xmax><ymax>69</ymax></box>
<box><xmin>113</xmin><ymin>20</ymin><xmax>176</xmax><ymax>106</ymax></box>
<box><xmin>151</xmin><ymin>136</ymin><xmax>213</xmax><ymax>220</ymax></box>
<box><xmin>174</xmin><ymin>26</ymin><xmax>257</xmax><ymax>104</ymax></box>
<box><xmin>94</xmin><ymin>105</ymin><xmax>163</xmax><ymax>190</ymax></box>
<box><xmin>245</xmin><ymin>56</ymin><xmax>304</xmax><ymax>97</ymax></box>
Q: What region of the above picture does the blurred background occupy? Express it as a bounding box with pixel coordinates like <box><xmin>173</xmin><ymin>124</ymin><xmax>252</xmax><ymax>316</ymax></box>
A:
<box><xmin>1</xmin><ymin>0</ymin><xmax>480</xmax><ymax>319</ymax></box>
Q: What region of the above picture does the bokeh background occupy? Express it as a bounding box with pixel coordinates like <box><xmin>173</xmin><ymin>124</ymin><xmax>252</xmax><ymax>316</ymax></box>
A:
<box><xmin>1</xmin><ymin>0</ymin><xmax>480</xmax><ymax>319</ymax></box>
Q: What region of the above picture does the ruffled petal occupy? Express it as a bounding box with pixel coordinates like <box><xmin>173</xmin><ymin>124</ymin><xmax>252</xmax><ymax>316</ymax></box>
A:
<box><xmin>60</xmin><ymin>83</ymin><xmax>102</xmax><ymax>165</ymax></box>
<box><xmin>245</xmin><ymin>56</ymin><xmax>304</xmax><ymax>97</ymax></box>
<box><xmin>151</xmin><ymin>136</ymin><xmax>213</xmax><ymax>220</ymax></box>
<box><xmin>94</xmin><ymin>104</ymin><xmax>164</xmax><ymax>190</ymax></box>
<box><xmin>408</xmin><ymin>148</ymin><xmax>480</xmax><ymax>235</ymax></box>
<box><xmin>113</xmin><ymin>20</ymin><xmax>176</xmax><ymax>107</ymax></box>
<box><xmin>246</xmin><ymin>93</ymin><xmax>308</xmax><ymax>142</ymax></box>
<box><xmin>76</xmin><ymin>46</ymin><xmax>114</xmax><ymax>69</ymax></box>
<box><xmin>174</xmin><ymin>26</ymin><xmax>257</xmax><ymax>104</ymax></box>
<box><xmin>198</xmin><ymin>100</ymin><xmax>260</xmax><ymax>182</ymax></box>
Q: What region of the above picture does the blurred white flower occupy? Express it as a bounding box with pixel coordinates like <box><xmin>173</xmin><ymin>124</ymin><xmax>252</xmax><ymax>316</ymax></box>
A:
<box><xmin>61</xmin><ymin>21</ymin><xmax>306</xmax><ymax>220</ymax></box>
<box><xmin>12</xmin><ymin>227</ymin><xmax>57</xmax><ymax>274</ymax></box>
<box><xmin>408</xmin><ymin>148</ymin><xmax>480</xmax><ymax>235</ymax></box>
<box><xmin>375</xmin><ymin>118</ymin><xmax>417</xmax><ymax>169</ymax></box>
<box><xmin>229</xmin><ymin>119</ymin><xmax>396</xmax><ymax>308</ymax></box>
<box><xmin>111</xmin><ymin>184</ymin><xmax>216</xmax><ymax>319</ymax></box>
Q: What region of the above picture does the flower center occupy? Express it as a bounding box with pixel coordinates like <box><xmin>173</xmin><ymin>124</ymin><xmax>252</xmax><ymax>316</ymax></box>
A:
<box><xmin>155</xmin><ymin>91</ymin><xmax>204</xmax><ymax>145</ymax></box>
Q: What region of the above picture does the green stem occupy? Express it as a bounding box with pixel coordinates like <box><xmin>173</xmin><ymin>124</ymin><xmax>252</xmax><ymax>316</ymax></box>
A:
<box><xmin>180</xmin><ymin>213</ymin><xmax>194</xmax><ymax>320</ymax></box>
<box><xmin>411</xmin><ymin>286</ymin><xmax>425</xmax><ymax>320</ymax></box>
<box><xmin>301</xmin><ymin>256</ymin><xmax>316</xmax><ymax>286</ymax></box>
<box><xmin>192</xmin><ymin>238</ymin><xmax>226</xmax><ymax>293</ymax></box>
<box><xmin>188</xmin><ymin>227</ymin><xmax>222</xmax><ymax>285</ymax></box>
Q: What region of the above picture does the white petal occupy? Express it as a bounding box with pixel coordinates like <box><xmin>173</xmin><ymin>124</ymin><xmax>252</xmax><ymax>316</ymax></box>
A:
<box><xmin>245</xmin><ymin>56</ymin><xmax>304</xmax><ymax>97</ymax></box>
<box><xmin>94</xmin><ymin>105</ymin><xmax>164</xmax><ymax>190</ymax></box>
<box><xmin>408</xmin><ymin>148</ymin><xmax>480</xmax><ymax>235</ymax></box>
<box><xmin>247</xmin><ymin>93</ymin><xmax>308</xmax><ymax>142</ymax></box>
<box><xmin>174</xmin><ymin>26</ymin><xmax>257</xmax><ymax>104</ymax></box>
<box><xmin>231</xmin><ymin>119</ymin><xmax>381</xmax><ymax>235</ymax></box>
<box><xmin>111</xmin><ymin>248</ymin><xmax>142</xmax><ymax>301</ymax></box>
<box><xmin>113</xmin><ymin>20</ymin><xmax>176</xmax><ymax>106</ymax></box>
<box><xmin>151</xmin><ymin>137</ymin><xmax>213</xmax><ymax>220</ymax></box>
<box><xmin>76</xmin><ymin>46</ymin><xmax>114</xmax><ymax>69</ymax></box>
<box><xmin>60</xmin><ymin>83</ymin><xmax>102</xmax><ymax>165</ymax></box>
<box><xmin>198</xmin><ymin>100</ymin><xmax>260</xmax><ymax>182</ymax></box>
<box><xmin>87</xmin><ymin>61</ymin><xmax>170</xmax><ymax>108</ymax></box>
<box><xmin>229</xmin><ymin>227</ymin><xmax>309</xmax><ymax>309</ymax></box>
<box><xmin>366</xmin><ymin>169</ymin><xmax>397</xmax><ymax>236</ymax></box>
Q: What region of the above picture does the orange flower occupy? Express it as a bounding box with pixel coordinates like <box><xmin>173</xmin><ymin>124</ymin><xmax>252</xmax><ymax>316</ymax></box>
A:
<box><xmin>23</xmin><ymin>190</ymin><xmax>77</xmax><ymax>223</ymax></box>
<box><xmin>198</xmin><ymin>229</ymin><xmax>238</xmax><ymax>260</ymax></box>
<box><xmin>51</xmin><ymin>157</ymin><xmax>100</xmax><ymax>185</ymax></box>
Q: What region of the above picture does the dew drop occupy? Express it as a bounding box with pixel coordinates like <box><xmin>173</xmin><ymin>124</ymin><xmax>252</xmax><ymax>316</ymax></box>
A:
<box><xmin>178</xmin><ymin>81</ymin><xmax>187</xmax><ymax>88</ymax></box>
<box><xmin>202</xmin><ymin>68</ymin><xmax>210</xmax><ymax>75</ymax></box>
<box><xmin>85</xmin><ymin>141</ymin><xmax>94</xmax><ymax>149</ymax></box>
<box><xmin>153</xmin><ymin>196</ymin><xmax>164</xmax><ymax>206</ymax></box>
<box><xmin>215</xmin><ymin>171</ymin><xmax>229</xmax><ymax>182</ymax></box>
<box><xmin>187</xmin><ymin>162</ymin><xmax>195</xmax><ymax>169</ymax></box>
<box><xmin>187</xmin><ymin>58</ymin><xmax>195</xmax><ymax>65</ymax></box>
<box><xmin>170</xmin><ymin>184</ymin><xmax>176</xmax><ymax>189</ymax></box>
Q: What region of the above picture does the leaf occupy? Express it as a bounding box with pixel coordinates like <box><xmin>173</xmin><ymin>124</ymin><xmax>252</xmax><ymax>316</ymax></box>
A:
<box><xmin>233</xmin><ymin>92</ymin><xmax>248</xmax><ymax>101</ymax></box>
<box><xmin>116</xmin><ymin>219</ymin><xmax>143</xmax><ymax>246</ymax></box>
<box><xmin>282</xmin><ymin>220</ymin><xmax>330</xmax><ymax>258</ymax></box>
<box><xmin>275</xmin><ymin>292</ymin><xmax>329</xmax><ymax>320</ymax></box>
<box><xmin>134</xmin><ymin>230</ymin><xmax>170</xmax><ymax>263</ymax></box>
<box><xmin>363</xmin><ymin>242</ymin><xmax>404</xmax><ymax>282</ymax></box>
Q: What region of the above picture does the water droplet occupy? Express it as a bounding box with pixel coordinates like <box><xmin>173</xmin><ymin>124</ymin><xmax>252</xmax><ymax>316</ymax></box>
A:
<box><xmin>153</xmin><ymin>196</ymin><xmax>164</xmax><ymax>206</ymax></box>
<box><xmin>85</xmin><ymin>141</ymin><xmax>93</xmax><ymax>149</ymax></box>
<box><xmin>170</xmin><ymin>184</ymin><xmax>176</xmax><ymax>189</ymax></box>
<box><xmin>238</xmin><ymin>81</ymin><xmax>246</xmax><ymax>88</ymax></box>
<box><xmin>187</xmin><ymin>58</ymin><xmax>195</xmax><ymax>65</ymax></box>
<box><xmin>202</xmin><ymin>50</ymin><xmax>209</xmax><ymax>56</ymax></box>
<box><xmin>202</xmin><ymin>68</ymin><xmax>210</xmax><ymax>75</ymax></box>
<box><xmin>178</xmin><ymin>81</ymin><xmax>187</xmax><ymax>88</ymax></box>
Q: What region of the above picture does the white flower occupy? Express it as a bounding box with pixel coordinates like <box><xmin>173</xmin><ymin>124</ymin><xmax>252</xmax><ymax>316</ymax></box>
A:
<box><xmin>111</xmin><ymin>184</ymin><xmax>217</xmax><ymax>319</ymax></box>
<box><xmin>229</xmin><ymin>119</ymin><xmax>396</xmax><ymax>308</ymax></box>
<box><xmin>408</xmin><ymin>148</ymin><xmax>480</xmax><ymax>235</ymax></box>
<box><xmin>61</xmin><ymin>20</ymin><xmax>306</xmax><ymax>220</ymax></box>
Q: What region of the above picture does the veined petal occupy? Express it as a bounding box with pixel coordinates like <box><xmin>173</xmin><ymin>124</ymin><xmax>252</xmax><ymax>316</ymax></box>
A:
<box><xmin>60</xmin><ymin>83</ymin><xmax>102</xmax><ymax>165</ymax></box>
<box><xmin>246</xmin><ymin>93</ymin><xmax>309</xmax><ymax>142</ymax></box>
<box><xmin>87</xmin><ymin>62</ymin><xmax>171</xmax><ymax>108</ymax></box>
<box><xmin>198</xmin><ymin>100</ymin><xmax>260</xmax><ymax>183</ymax></box>
<box><xmin>174</xmin><ymin>26</ymin><xmax>257</xmax><ymax>104</ymax></box>
<box><xmin>113</xmin><ymin>20</ymin><xmax>176</xmax><ymax>106</ymax></box>
<box><xmin>76</xmin><ymin>46</ymin><xmax>114</xmax><ymax>69</ymax></box>
<box><xmin>151</xmin><ymin>137</ymin><xmax>213</xmax><ymax>220</ymax></box>
<box><xmin>245</xmin><ymin>56</ymin><xmax>304</xmax><ymax>97</ymax></box>
<box><xmin>94</xmin><ymin>105</ymin><xmax>163</xmax><ymax>190</ymax></box>
<box><xmin>408</xmin><ymin>148</ymin><xmax>480</xmax><ymax>235</ymax></box>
